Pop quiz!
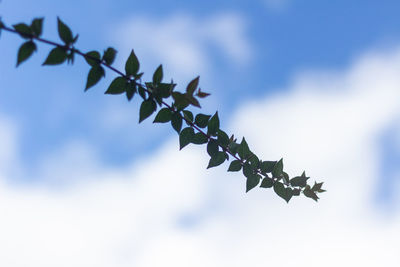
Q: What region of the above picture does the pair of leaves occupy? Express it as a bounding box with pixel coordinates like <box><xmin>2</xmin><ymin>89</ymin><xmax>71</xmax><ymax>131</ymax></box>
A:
<box><xmin>57</xmin><ymin>17</ymin><xmax>78</xmax><ymax>45</ymax></box>
<box><xmin>153</xmin><ymin>107</ymin><xmax>182</xmax><ymax>133</ymax></box>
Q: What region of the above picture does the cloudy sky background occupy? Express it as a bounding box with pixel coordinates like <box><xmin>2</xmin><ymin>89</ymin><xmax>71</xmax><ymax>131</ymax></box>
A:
<box><xmin>1</xmin><ymin>0</ymin><xmax>400</xmax><ymax>266</ymax></box>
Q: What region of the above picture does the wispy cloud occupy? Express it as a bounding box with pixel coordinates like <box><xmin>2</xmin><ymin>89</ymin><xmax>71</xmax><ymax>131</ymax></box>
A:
<box><xmin>112</xmin><ymin>13</ymin><xmax>253</xmax><ymax>83</ymax></box>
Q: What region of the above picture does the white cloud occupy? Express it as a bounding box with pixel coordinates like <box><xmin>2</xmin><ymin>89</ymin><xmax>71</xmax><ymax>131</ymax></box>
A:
<box><xmin>112</xmin><ymin>13</ymin><xmax>252</xmax><ymax>82</ymax></box>
<box><xmin>1</xmin><ymin>46</ymin><xmax>400</xmax><ymax>266</ymax></box>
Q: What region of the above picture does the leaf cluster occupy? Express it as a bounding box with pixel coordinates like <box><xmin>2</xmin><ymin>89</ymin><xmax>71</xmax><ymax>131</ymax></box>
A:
<box><xmin>0</xmin><ymin>17</ymin><xmax>326</xmax><ymax>203</ymax></box>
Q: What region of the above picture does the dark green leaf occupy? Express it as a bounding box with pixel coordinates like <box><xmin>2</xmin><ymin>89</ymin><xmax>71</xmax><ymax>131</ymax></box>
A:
<box><xmin>179</xmin><ymin>127</ymin><xmax>195</xmax><ymax>150</ymax></box>
<box><xmin>139</xmin><ymin>99</ymin><xmax>157</xmax><ymax>123</ymax></box>
<box><xmin>17</xmin><ymin>41</ymin><xmax>36</xmax><ymax>66</ymax></box>
<box><xmin>290</xmin><ymin>175</ymin><xmax>309</xmax><ymax>187</ymax></box>
<box><xmin>31</xmin><ymin>18</ymin><xmax>43</xmax><ymax>37</ymax></box>
<box><xmin>185</xmin><ymin>94</ymin><xmax>201</xmax><ymax>108</ymax></box>
<box><xmin>238</xmin><ymin>138</ymin><xmax>251</xmax><ymax>159</ymax></box>
<box><xmin>182</xmin><ymin>110</ymin><xmax>193</xmax><ymax>123</ymax></box>
<box><xmin>207</xmin><ymin>112</ymin><xmax>219</xmax><ymax>136</ymax></box>
<box><xmin>158</xmin><ymin>83</ymin><xmax>174</xmax><ymax>98</ymax></box>
<box><xmin>153</xmin><ymin>64</ymin><xmax>163</xmax><ymax>84</ymax></box>
<box><xmin>207</xmin><ymin>139</ymin><xmax>219</xmax><ymax>157</ymax></box>
<box><xmin>249</xmin><ymin>154</ymin><xmax>259</xmax><ymax>170</ymax></box>
<box><xmin>312</xmin><ymin>182</ymin><xmax>325</xmax><ymax>193</ymax></box>
<box><xmin>85</xmin><ymin>51</ymin><xmax>101</xmax><ymax>67</ymax></box>
<box><xmin>228</xmin><ymin>142</ymin><xmax>240</xmax><ymax>155</ymax></box>
<box><xmin>192</xmin><ymin>133</ymin><xmax>208</xmax><ymax>144</ymax></box>
<box><xmin>171</xmin><ymin>112</ymin><xmax>183</xmax><ymax>133</ymax></box>
<box><xmin>125</xmin><ymin>49</ymin><xmax>140</xmax><ymax>76</ymax></box>
<box><xmin>246</xmin><ymin>174</ymin><xmax>261</xmax><ymax>193</ymax></box>
<box><xmin>42</xmin><ymin>47</ymin><xmax>67</xmax><ymax>65</ymax></box>
<box><xmin>172</xmin><ymin>92</ymin><xmax>189</xmax><ymax>110</ymax></box>
<box><xmin>217</xmin><ymin>130</ymin><xmax>230</xmax><ymax>147</ymax></box>
<box><xmin>304</xmin><ymin>185</ymin><xmax>319</xmax><ymax>201</ymax></box>
<box><xmin>186</xmin><ymin>76</ymin><xmax>199</xmax><ymax>95</ymax></box>
<box><xmin>57</xmin><ymin>17</ymin><xmax>73</xmax><ymax>44</ymax></box>
<box><xmin>85</xmin><ymin>66</ymin><xmax>105</xmax><ymax>91</ymax></box>
<box><xmin>126</xmin><ymin>81</ymin><xmax>136</xmax><ymax>101</ymax></box>
<box><xmin>274</xmin><ymin>182</ymin><xmax>293</xmax><ymax>203</ymax></box>
<box><xmin>196</xmin><ymin>89</ymin><xmax>210</xmax><ymax>98</ymax></box>
<box><xmin>272</xmin><ymin>158</ymin><xmax>284</xmax><ymax>178</ymax></box>
<box><xmin>207</xmin><ymin>151</ymin><xmax>226</xmax><ymax>169</ymax></box>
<box><xmin>242</xmin><ymin>163</ymin><xmax>254</xmax><ymax>179</ymax></box>
<box><xmin>12</xmin><ymin>23</ymin><xmax>32</xmax><ymax>39</ymax></box>
<box><xmin>292</xmin><ymin>188</ymin><xmax>301</xmax><ymax>196</ymax></box>
<box><xmin>260</xmin><ymin>178</ymin><xmax>274</xmax><ymax>188</ymax></box>
<box><xmin>138</xmin><ymin>85</ymin><xmax>147</xmax><ymax>99</ymax></box>
<box><xmin>260</xmin><ymin>161</ymin><xmax>276</xmax><ymax>173</ymax></box>
<box><xmin>105</xmin><ymin>77</ymin><xmax>127</xmax><ymax>95</ymax></box>
<box><xmin>195</xmin><ymin>114</ymin><xmax>211</xmax><ymax>128</ymax></box>
<box><xmin>153</xmin><ymin>108</ymin><xmax>172</xmax><ymax>123</ymax></box>
<box><xmin>102</xmin><ymin>47</ymin><xmax>117</xmax><ymax>65</ymax></box>
<box><xmin>228</xmin><ymin>160</ymin><xmax>242</xmax><ymax>172</ymax></box>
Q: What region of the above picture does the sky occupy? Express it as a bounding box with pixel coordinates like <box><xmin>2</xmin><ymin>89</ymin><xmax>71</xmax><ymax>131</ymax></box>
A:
<box><xmin>1</xmin><ymin>0</ymin><xmax>400</xmax><ymax>266</ymax></box>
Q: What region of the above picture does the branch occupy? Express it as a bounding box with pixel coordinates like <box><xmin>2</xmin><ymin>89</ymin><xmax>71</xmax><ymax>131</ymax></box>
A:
<box><xmin>0</xmin><ymin>17</ymin><xmax>325</xmax><ymax>202</ymax></box>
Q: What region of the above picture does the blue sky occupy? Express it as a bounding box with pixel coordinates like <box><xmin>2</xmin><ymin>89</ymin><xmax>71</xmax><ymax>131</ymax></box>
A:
<box><xmin>1</xmin><ymin>0</ymin><xmax>400</xmax><ymax>266</ymax></box>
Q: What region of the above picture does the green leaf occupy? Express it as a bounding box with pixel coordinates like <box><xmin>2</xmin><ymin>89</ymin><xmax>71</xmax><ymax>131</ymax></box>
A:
<box><xmin>157</xmin><ymin>83</ymin><xmax>175</xmax><ymax>98</ymax></box>
<box><xmin>102</xmin><ymin>47</ymin><xmax>117</xmax><ymax>65</ymax></box>
<box><xmin>207</xmin><ymin>139</ymin><xmax>219</xmax><ymax>157</ymax></box>
<box><xmin>217</xmin><ymin>130</ymin><xmax>230</xmax><ymax>147</ymax></box>
<box><xmin>105</xmin><ymin>77</ymin><xmax>127</xmax><ymax>95</ymax></box>
<box><xmin>139</xmin><ymin>99</ymin><xmax>157</xmax><ymax>123</ymax></box>
<box><xmin>274</xmin><ymin>182</ymin><xmax>293</xmax><ymax>203</ymax></box>
<box><xmin>249</xmin><ymin>154</ymin><xmax>260</xmax><ymax>170</ymax></box>
<box><xmin>196</xmin><ymin>88</ymin><xmax>210</xmax><ymax>98</ymax></box>
<box><xmin>182</xmin><ymin>110</ymin><xmax>193</xmax><ymax>123</ymax></box>
<box><xmin>260</xmin><ymin>178</ymin><xmax>274</xmax><ymax>188</ymax></box>
<box><xmin>153</xmin><ymin>108</ymin><xmax>172</xmax><ymax>123</ymax></box>
<box><xmin>171</xmin><ymin>112</ymin><xmax>183</xmax><ymax>133</ymax></box>
<box><xmin>179</xmin><ymin>127</ymin><xmax>195</xmax><ymax>150</ymax></box>
<box><xmin>272</xmin><ymin>158</ymin><xmax>284</xmax><ymax>178</ymax></box>
<box><xmin>17</xmin><ymin>41</ymin><xmax>36</xmax><ymax>66</ymax></box>
<box><xmin>138</xmin><ymin>85</ymin><xmax>147</xmax><ymax>99</ymax></box>
<box><xmin>260</xmin><ymin>161</ymin><xmax>276</xmax><ymax>173</ymax></box>
<box><xmin>242</xmin><ymin>163</ymin><xmax>254</xmax><ymax>179</ymax></box>
<box><xmin>304</xmin><ymin>185</ymin><xmax>319</xmax><ymax>201</ymax></box>
<box><xmin>195</xmin><ymin>114</ymin><xmax>211</xmax><ymax>128</ymax></box>
<box><xmin>57</xmin><ymin>17</ymin><xmax>73</xmax><ymax>44</ymax></box>
<box><xmin>12</xmin><ymin>23</ymin><xmax>32</xmax><ymax>39</ymax></box>
<box><xmin>126</xmin><ymin>81</ymin><xmax>136</xmax><ymax>101</ymax></box>
<box><xmin>186</xmin><ymin>76</ymin><xmax>199</xmax><ymax>95</ymax></box>
<box><xmin>290</xmin><ymin>175</ymin><xmax>309</xmax><ymax>187</ymax></box>
<box><xmin>228</xmin><ymin>142</ymin><xmax>240</xmax><ymax>155</ymax></box>
<box><xmin>85</xmin><ymin>51</ymin><xmax>101</xmax><ymax>66</ymax></box>
<box><xmin>246</xmin><ymin>174</ymin><xmax>261</xmax><ymax>193</ymax></box>
<box><xmin>153</xmin><ymin>64</ymin><xmax>163</xmax><ymax>84</ymax></box>
<box><xmin>312</xmin><ymin>182</ymin><xmax>325</xmax><ymax>193</ymax></box>
<box><xmin>207</xmin><ymin>111</ymin><xmax>220</xmax><ymax>136</ymax></box>
<box><xmin>192</xmin><ymin>133</ymin><xmax>208</xmax><ymax>144</ymax></box>
<box><xmin>228</xmin><ymin>160</ymin><xmax>242</xmax><ymax>172</ymax></box>
<box><xmin>185</xmin><ymin>94</ymin><xmax>201</xmax><ymax>108</ymax></box>
<box><xmin>125</xmin><ymin>50</ymin><xmax>140</xmax><ymax>76</ymax></box>
<box><xmin>42</xmin><ymin>47</ymin><xmax>67</xmax><ymax>65</ymax></box>
<box><xmin>31</xmin><ymin>18</ymin><xmax>43</xmax><ymax>37</ymax></box>
<box><xmin>238</xmin><ymin>138</ymin><xmax>251</xmax><ymax>159</ymax></box>
<box><xmin>85</xmin><ymin>66</ymin><xmax>105</xmax><ymax>91</ymax></box>
<box><xmin>207</xmin><ymin>151</ymin><xmax>226</xmax><ymax>169</ymax></box>
<box><xmin>172</xmin><ymin>92</ymin><xmax>189</xmax><ymax>111</ymax></box>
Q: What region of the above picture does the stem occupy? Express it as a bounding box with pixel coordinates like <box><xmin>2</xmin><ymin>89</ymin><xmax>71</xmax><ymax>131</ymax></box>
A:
<box><xmin>1</xmin><ymin>23</ymin><xmax>298</xmax><ymax>188</ymax></box>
